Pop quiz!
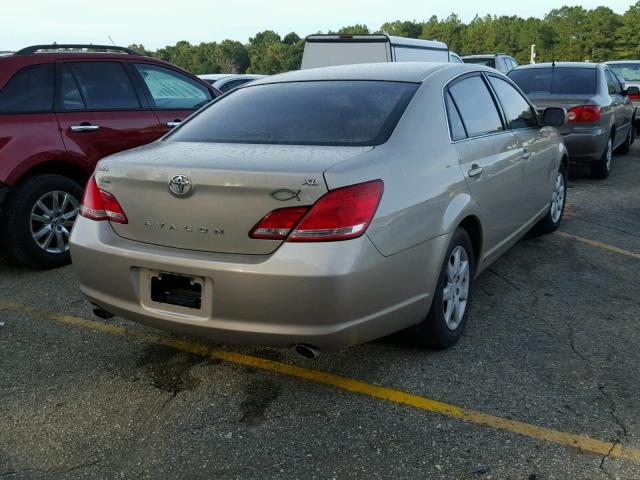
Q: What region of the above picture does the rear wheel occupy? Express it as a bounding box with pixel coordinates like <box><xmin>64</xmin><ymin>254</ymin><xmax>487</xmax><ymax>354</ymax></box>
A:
<box><xmin>5</xmin><ymin>175</ymin><xmax>83</xmax><ymax>268</ymax></box>
<box><xmin>413</xmin><ymin>228</ymin><xmax>475</xmax><ymax>349</ymax></box>
<box><xmin>590</xmin><ymin>136</ymin><xmax>612</xmax><ymax>179</ymax></box>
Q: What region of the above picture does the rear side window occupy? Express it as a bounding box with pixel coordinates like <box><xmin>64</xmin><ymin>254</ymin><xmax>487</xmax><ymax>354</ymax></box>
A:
<box><xmin>219</xmin><ymin>79</ymin><xmax>250</xmax><ymax>93</ymax></box>
<box><xmin>134</xmin><ymin>64</ymin><xmax>211</xmax><ymax>109</ymax></box>
<box><xmin>448</xmin><ymin>76</ymin><xmax>504</xmax><ymax>137</ymax></box>
<box><xmin>169</xmin><ymin>81</ymin><xmax>418</xmax><ymax>146</ymax></box>
<box><xmin>65</xmin><ymin>62</ymin><xmax>141</xmax><ymax>110</ymax></box>
<box><xmin>0</xmin><ymin>64</ymin><xmax>55</xmax><ymax>113</ymax></box>
<box><xmin>488</xmin><ymin>76</ymin><xmax>538</xmax><ymax>129</ymax></box>
<box><xmin>445</xmin><ymin>93</ymin><xmax>467</xmax><ymax>141</ymax></box>
<box><xmin>508</xmin><ymin>67</ymin><xmax>597</xmax><ymax>95</ymax></box>
<box><xmin>604</xmin><ymin>70</ymin><xmax>620</xmax><ymax>94</ymax></box>
<box><xmin>464</xmin><ymin>57</ymin><xmax>496</xmax><ymax>68</ymax></box>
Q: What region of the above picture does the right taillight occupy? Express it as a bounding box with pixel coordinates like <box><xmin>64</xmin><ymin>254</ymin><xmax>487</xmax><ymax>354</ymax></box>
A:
<box><xmin>629</xmin><ymin>93</ymin><xmax>640</xmax><ymax>100</ymax></box>
<box><xmin>249</xmin><ymin>180</ymin><xmax>383</xmax><ymax>242</ymax></box>
<box><xmin>79</xmin><ymin>175</ymin><xmax>128</xmax><ymax>224</ymax></box>
<box><xmin>567</xmin><ymin>105</ymin><xmax>602</xmax><ymax>123</ymax></box>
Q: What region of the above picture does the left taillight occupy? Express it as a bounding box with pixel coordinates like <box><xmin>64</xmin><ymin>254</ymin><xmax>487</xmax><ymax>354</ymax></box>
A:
<box><xmin>79</xmin><ymin>175</ymin><xmax>128</xmax><ymax>224</ymax></box>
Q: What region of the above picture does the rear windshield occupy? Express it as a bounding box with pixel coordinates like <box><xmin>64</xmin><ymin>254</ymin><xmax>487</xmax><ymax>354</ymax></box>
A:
<box><xmin>168</xmin><ymin>80</ymin><xmax>418</xmax><ymax>146</ymax></box>
<box><xmin>608</xmin><ymin>64</ymin><xmax>640</xmax><ymax>82</ymax></box>
<box><xmin>464</xmin><ymin>57</ymin><xmax>495</xmax><ymax>68</ymax></box>
<box><xmin>508</xmin><ymin>67</ymin><xmax>597</xmax><ymax>95</ymax></box>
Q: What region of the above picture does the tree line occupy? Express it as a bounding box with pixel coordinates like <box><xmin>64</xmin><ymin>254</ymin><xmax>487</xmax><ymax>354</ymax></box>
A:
<box><xmin>128</xmin><ymin>3</ymin><xmax>640</xmax><ymax>75</ymax></box>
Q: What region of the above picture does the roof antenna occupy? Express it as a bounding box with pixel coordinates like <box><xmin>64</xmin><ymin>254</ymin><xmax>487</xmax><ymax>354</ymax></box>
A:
<box><xmin>107</xmin><ymin>35</ymin><xmax>116</xmax><ymax>46</ymax></box>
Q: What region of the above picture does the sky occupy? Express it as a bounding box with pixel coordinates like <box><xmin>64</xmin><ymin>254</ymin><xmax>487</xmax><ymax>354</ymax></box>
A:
<box><xmin>0</xmin><ymin>0</ymin><xmax>633</xmax><ymax>51</ymax></box>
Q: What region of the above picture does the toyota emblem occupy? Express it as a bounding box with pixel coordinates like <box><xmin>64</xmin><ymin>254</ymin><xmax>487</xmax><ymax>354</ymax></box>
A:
<box><xmin>168</xmin><ymin>175</ymin><xmax>193</xmax><ymax>196</ymax></box>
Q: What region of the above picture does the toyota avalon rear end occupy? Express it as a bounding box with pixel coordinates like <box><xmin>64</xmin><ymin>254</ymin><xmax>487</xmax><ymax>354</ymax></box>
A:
<box><xmin>70</xmin><ymin>72</ymin><xmax>444</xmax><ymax>351</ymax></box>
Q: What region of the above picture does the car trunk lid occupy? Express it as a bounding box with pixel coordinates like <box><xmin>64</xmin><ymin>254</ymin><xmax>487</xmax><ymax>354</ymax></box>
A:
<box><xmin>529</xmin><ymin>94</ymin><xmax>596</xmax><ymax>134</ymax></box>
<box><xmin>95</xmin><ymin>141</ymin><xmax>372</xmax><ymax>255</ymax></box>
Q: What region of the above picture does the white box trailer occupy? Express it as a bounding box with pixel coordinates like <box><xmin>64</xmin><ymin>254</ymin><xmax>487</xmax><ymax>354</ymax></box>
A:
<box><xmin>301</xmin><ymin>34</ymin><xmax>450</xmax><ymax>69</ymax></box>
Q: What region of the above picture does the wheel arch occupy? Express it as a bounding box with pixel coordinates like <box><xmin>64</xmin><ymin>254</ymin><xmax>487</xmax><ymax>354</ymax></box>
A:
<box><xmin>11</xmin><ymin>160</ymin><xmax>90</xmax><ymax>188</ymax></box>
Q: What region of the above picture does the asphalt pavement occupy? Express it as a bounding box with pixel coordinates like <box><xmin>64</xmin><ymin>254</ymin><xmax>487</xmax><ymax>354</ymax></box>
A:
<box><xmin>1</xmin><ymin>146</ymin><xmax>640</xmax><ymax>479</ymax></box>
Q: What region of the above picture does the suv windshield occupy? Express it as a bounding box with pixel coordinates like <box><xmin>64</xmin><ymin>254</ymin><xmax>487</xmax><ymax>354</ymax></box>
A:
<box><xmin>508</xmin><ymin>67</ymin><xmax>597</xmax><ymax>95</ymax></box>
<box><xmin>168</xmin><ymin>81</ymin><xmax>418</xmax><ymax>146</ymax></box>
<box><xmin>608</xmin><ymin>64</ymin><xmax>640</xmax><ymax>82</ymax></box>
<box><xmin>464</xmin><ymin>57</ymin><xmax>496</xmax><ymax>68</ymax></box>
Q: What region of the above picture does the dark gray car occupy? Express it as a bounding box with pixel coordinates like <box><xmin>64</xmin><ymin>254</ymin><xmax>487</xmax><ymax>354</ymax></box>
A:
<box><xmin>508</xmin><ymin>62</ymin><xmax>637</xmax><ymax>178</ymax></box>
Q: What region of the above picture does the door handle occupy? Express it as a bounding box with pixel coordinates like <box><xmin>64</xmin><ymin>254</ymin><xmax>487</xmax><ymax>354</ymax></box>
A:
<box><xmin>468</xmin><ymin>164</ymin><xmax>483</xmax><ymax>178</ymax></box>
<box><xmin>166</xmin><ymin>121</ymin><xmax>182</xmax><ymax>128</ymax></box>
<box><xmin>70</xmin><ymin>125</ymin><xmax>100</xmax><ymax>133</ymax></box>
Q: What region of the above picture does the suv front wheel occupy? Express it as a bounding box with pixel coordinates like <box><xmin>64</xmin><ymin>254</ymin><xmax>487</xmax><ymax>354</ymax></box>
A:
<box><xmin>6</xmin><ymin>175</ymin><xmax>83</xmax><ymax>268</ymax></box>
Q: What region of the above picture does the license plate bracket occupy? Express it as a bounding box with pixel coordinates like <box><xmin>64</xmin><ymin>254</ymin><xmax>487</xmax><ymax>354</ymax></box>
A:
<box><xmin>150</xmin><ymin>273</ymin><xmax>202</xmax><ymax>310</ymax></box>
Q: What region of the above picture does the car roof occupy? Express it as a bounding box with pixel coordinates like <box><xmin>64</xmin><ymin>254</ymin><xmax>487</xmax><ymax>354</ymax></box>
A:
<box><xmin>461</xmin><ymin>54</ymin><xmax>506</xmax><ymax>59</ymax></box>
<box><xmin>248</xmin><ymin>62</ymin><xmax>493</xmax><ymax>85</ymax></box>
<box><xmin>512</xmin><ymin>62</ymin><xmax>599</xmax><ymax>70</ymax></box>
<box><xmin>605</xmin><ymin>60</ymin><xmax>640</xmax><ymax>64</ymax></box>
<box><xmin>199</xmin><ymin>74</ymin><xmax>265</xmax><ymax>81</ymax></box>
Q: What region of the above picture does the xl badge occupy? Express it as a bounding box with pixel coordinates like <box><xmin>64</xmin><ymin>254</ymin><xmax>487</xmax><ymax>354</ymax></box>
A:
<box><xmin>168</xmin><ymin>175</ymin><xmax>193</xmax><ymax>196</ymax></box>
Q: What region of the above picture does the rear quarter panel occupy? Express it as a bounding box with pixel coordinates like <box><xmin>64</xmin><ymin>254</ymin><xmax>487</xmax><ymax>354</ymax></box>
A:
<box><xmin>324</xmin><ymin>74</ymin><xmax>480</xmax><ymax>257</ymax></box>
<box><xmin>0</xmin><ymin>114</ymin><xmax>69</xmax><ymax>186</ymax></box>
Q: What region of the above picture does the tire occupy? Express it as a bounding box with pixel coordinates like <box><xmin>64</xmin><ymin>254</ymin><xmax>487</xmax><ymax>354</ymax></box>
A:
<box><xmin>590</xmin><ymin>136</ymin><xmax>613</xmax><ymax>179</ymax></box>
<box><xmin>536</xmin><ymin>164</ymin><xmax>567</xmax><ymax>234</ymax></box>
<box><xmin>615</xmin><ymin>125</ymin><xmax>632</xmax><ymax>155</ymax></box>
<box><xmin>412</xmin><ymin>228</ymin><xmax>475</xmax><ymax>350</ymax></box>
<box><xmin>5</xmin><ymin>175</ymin><xmax>83</xmax><ymax>269</ymax></box>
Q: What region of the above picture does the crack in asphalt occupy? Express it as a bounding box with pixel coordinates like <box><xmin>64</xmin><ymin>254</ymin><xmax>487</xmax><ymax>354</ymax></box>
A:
<box><xmin>597</xmin><ymin>383</ymin><xmax>629</xmax><ymax>479</ymax></box>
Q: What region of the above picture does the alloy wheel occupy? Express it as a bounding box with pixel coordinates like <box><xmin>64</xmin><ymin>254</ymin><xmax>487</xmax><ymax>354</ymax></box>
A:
<box><xmin>550</xmin><ymin>171</ymin><xmax>565</xmax><ymax>223</ymax></box>
<box><xmin>29</xmin><ymin>191</ymin><xmax>80</xmax><ymax>254</ymax></box>
<box><xmin>443</xmin><ymin>245</ymin><xmax>470</xmax><ymax>331</ymax></box>
<box><xmin>605</xmin><ymin>138</ymin><xmax>612</xmax><ymax>171</ymax></box>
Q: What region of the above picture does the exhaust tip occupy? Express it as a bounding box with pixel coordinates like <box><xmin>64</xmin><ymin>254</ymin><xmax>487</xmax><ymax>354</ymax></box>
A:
<box><xmin>92</xmin><ymin>307</ymin><xmax>114</xmax><ymax>320</ymax></box>
<box><xmin>295</xmin><ymin>343</ymin><xmax>320</xmax><ymax>359</ymax></box>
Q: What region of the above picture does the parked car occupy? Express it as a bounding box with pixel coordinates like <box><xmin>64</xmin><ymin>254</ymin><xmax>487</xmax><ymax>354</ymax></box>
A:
<box><xmin>508</xmin><ymin>62</ymin><xmax>638</xmax><ymax>179</ymax></box>
<box><xmin>301</xmin><ymin>34</ymin><xmax>450</xmax><ymax>69</ymax></box>
<box><xmin>462</xmin><ymin>53</ymin><xmax>518</xmax><ymax>74</ymax></box>
<box><xmin>449</xmin><ymin>52</ymin><xmax>464</xmax><ymax>63</ymax></box>
<box><xmin>70</xmin><ymin>62</ymin><xmax>568</xmax><ymax>354</ymax></box>
<box><xmin>198</xmin><ymin>74</ymin><xmax>266</xmax><ymax>93</ymax></box>
<box><xmin>606</xmin><ymin>60</ymin><xmax>640</xmax><ymax>132</ymax></box>
<box><xmin>0</xmin><ymin>44</ymin><xmax>220</xmax><ymax>268</ymax></box>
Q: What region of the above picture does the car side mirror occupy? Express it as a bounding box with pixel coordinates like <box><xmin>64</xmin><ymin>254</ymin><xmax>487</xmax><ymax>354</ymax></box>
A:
<box><xmin>542</xmin><ymin>107</ymin><xmax>567</xmax><ymax>127</ymax></box>
<box><xmin>624</xmin><ymin>86</ymin><xmax>640</xmax><ymax>96</ymax></box>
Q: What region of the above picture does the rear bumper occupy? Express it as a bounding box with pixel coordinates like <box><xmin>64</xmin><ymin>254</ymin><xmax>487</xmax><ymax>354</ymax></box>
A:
<box><xmin>70</xmin><ymin>217</ymin><xmax>448</xmax><ymax>350</ymax></box>
<box><xmin>562</xmin><ymin>127</ymin><xmax>608</xmax><ymax>163</ymax></box>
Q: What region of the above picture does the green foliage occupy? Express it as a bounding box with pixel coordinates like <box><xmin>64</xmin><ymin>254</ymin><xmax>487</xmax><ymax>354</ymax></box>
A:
<box><xmin>129</xmin><ymin>3</ymin><xmax>640</xmax><ymax>76</ymax></box>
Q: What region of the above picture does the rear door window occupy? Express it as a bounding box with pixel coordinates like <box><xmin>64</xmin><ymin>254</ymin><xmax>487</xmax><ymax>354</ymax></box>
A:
<box><xmin>64</xmin><ymin>61</ymin><xmax>141</xmax><ymax>110</ymax></box>
<box><xmin>448</xmin><ymin>75</ymin><xmax>504</xmax><ymax>137</ymax></box>
<box><xmin>604</xmin><ymin>70</ymin><xmax>621</xmax><ymax>95</ymax></box>
<box><xmin>488</xmin><ymin>76</ymin><xmax>538</xmax><ymax>129</ymax></box>
<box><xmin>134</xmin><ymin>64</ymin><xmax>211</xmax><ymax>109</ymax></box>
<box><xmin>508</xmin><ymin>67</ymin><xmax>597</xmax><ymax>95</ymax></box>
<box><xmin>0</xmin><ymin>64</ymin><xmax>55</xmax><ymax>113</ymax></box>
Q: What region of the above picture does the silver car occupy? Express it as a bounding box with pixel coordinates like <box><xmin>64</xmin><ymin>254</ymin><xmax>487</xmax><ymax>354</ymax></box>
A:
<box><xmin>70</xmin><ymin>63</ymin><xmax>568</xmax><ymax>355</ymax></box>
<box><xmin>606</xmin><ymin>60</ymin><xmax>640</xmax><ymax>129</ymax></box>
<box><xmin>198</xmin><ymin>74</ymin><xmax>266</xmax><ymax>93</ymax></box>
<box><xmin>508</xmin><ymin>62</ymin><xmax>637</xmax><ymax>179</ymax></box>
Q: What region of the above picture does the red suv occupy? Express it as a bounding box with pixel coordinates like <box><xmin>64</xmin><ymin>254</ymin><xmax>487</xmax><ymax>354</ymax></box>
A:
<box><xmin>0</xmin><ymin>44</ymin><xmax>219</xmax><ymax>268</ymax></box>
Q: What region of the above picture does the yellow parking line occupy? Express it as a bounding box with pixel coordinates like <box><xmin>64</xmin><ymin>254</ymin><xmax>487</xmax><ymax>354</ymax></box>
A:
<box><xmin>1</xmin><ymin>298</ymin><xmax>639</xmax><ymax>462</ymax></box>
<box><xmin>555</xmin><ymin>231</ymin><xmax>640</xmax><ymax>260</ymax></box>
